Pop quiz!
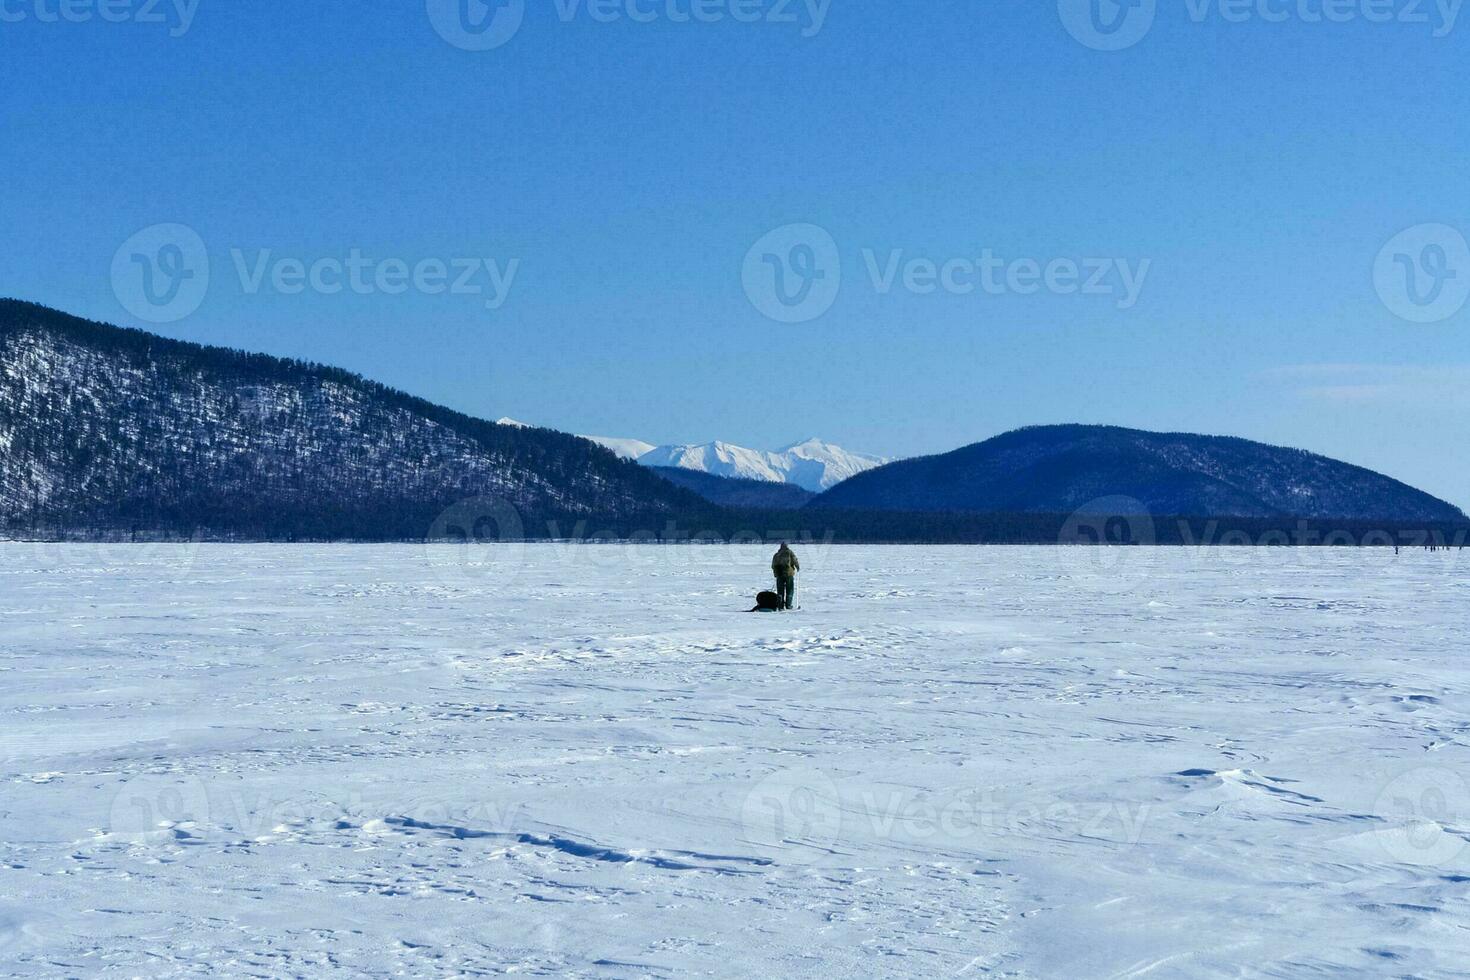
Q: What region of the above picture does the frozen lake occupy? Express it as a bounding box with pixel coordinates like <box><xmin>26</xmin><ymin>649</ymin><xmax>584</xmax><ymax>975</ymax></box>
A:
<box><xmin>2</xmin><ymin>543</ymin><xmax>1468</xmax><ymax>977</ymax></box>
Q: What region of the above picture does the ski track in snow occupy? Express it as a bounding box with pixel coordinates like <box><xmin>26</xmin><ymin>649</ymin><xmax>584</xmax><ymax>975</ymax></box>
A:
<box><xmin>1</xmin><ymin>544</ymin><xmax>1468</xmax><ymax>977</ymax></box>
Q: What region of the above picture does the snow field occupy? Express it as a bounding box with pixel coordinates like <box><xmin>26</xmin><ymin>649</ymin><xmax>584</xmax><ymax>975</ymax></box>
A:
<box><xmin>2</xmin><ymin>543</ymin><xmax>1468</xmax><ymax>977</ymax></box>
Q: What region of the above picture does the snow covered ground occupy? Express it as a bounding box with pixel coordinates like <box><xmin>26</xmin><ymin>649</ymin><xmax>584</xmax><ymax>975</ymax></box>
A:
<box><xmin>2</xmin><ymin>543</ymin><xmax>1468</xmax><ymax>977</ymax></box>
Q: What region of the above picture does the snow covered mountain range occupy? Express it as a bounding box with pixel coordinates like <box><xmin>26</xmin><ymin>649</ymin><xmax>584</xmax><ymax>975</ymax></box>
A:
<box><xmin>585</xmin><ymin>435</ymin><xmax>890</xmax><ymax>492</ymax></box>
<box><xmin>577</xmin><ymin>434</ymin><xmax>659</xmax><ymax>463</ymax></box>
<box><xmin>497</xmin><ymin>418</ymin><xmax>890</xmax><ymax>493</ymax></box>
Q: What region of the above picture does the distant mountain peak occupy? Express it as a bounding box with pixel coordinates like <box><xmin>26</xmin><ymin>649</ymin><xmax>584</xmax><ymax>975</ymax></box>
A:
<box><xmin>632</xmin><ymin>437</ymin><xmax>889</xmax><ymax>492</ymax></box>
<box><xmin>487</xmin><ymin>420</ymin><xmax>883</xmax><ymax>491</ymax></box>
<box><xmin>582</xmin><ymin>434</ymin><xmax>658</xmax><ymax>461</ymax></box>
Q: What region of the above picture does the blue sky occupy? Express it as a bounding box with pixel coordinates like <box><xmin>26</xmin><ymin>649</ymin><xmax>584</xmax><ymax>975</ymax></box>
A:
<box><xmin>3</xmin><ymin>0</ymin><xmax>1469</xmax><ymax>507</ymax></box>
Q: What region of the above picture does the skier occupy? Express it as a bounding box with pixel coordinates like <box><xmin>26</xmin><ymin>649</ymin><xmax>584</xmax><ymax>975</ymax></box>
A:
<box><xmin>772</xmin><ymin>542</ymin><xmax>799</xmax><ymax>611</ymax></box>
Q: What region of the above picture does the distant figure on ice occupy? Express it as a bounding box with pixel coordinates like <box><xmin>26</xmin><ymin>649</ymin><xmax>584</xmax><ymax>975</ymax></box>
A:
<box><xmin>772</xmin><ymin>542</ymin><xmax>800</xmax><ymax>611</ymax></box>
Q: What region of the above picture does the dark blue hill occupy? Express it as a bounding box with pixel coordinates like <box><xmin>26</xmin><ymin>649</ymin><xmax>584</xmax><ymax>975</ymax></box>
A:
<box><xmin>809</xmin><ymin>425</ymin><xmax>1463</xmax><ymax>523</ymax></box>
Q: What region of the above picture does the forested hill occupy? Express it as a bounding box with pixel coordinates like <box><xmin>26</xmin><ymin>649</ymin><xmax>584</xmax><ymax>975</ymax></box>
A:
<box><xmin>649</xmin><ymin>467</ymin><xmax>817</xmax><ymax>509</ymax></box>
<box><xmin>809</xmin><ymin>424</ymin><xmax>1465</xmax><ymax>523</ymax></box>
<box><xmin>0</xmin><ymin>301</ymin><xmax>709</xmax><ymax>539</ymax></box>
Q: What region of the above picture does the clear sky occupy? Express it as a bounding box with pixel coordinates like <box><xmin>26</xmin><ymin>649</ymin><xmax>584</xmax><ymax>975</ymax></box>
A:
<box><xmin>3</xmin><ymin>0</ymin><xmax>1468</xmax><ymax>507</ymax></box>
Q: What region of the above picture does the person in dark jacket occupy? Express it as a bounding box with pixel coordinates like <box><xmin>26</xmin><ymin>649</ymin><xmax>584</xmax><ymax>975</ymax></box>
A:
<box><xmin>772</xmin><ymin>543</ymin><xmax>799</xmax><ymax>610</ymax></box>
